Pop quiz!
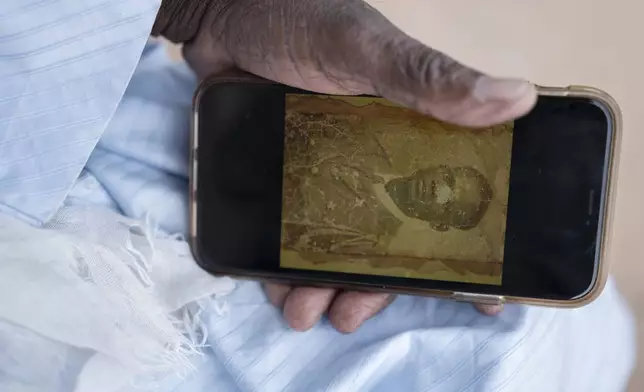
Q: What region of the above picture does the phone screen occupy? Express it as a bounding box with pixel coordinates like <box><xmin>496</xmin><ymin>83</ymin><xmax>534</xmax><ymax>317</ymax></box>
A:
<box><xmin>193</xmin><ymin>82</ymin><xmax>613</xmax><ymax>300</ymax></box>
<box><xmin>281</xmin><ymin>94</ymin><xmax>510</xmax><ymax>285</ymax></box>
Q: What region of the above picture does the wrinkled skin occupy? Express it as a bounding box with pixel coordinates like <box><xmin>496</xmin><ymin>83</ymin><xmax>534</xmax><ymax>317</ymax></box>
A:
<box><xmin>153</xmin><ymin>0</ymin><xmax>537</xmax><ymax>333</ymax></box>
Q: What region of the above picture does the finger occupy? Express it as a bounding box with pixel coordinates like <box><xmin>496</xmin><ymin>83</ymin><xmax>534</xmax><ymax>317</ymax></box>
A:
<box><xmin>264</xmin><ymin>283</ymin><xmax>293</xmax><ymax>308</ymax></box>
<box><xmin>328</xmin><ymin>291</ymin><xmax>394</xmax><ymax>333</ymax></box>
<box><xmin>365</xmin><ymin>39</ymin><xmax>536</xmax><ymax>127</ymax></box>
<box><xmin>474</xmin><ymin>303</ymin><xmax>504</xmax><ymax>316</ymax></box>
<box><xmin>283</xmin><ymin>287</ymin><xmax>337</xmax><ymax>331</ymax></box>
<box><xmin>309</xmin><ymin>3</ymin><xmax>537</xmax><ymax>127</ymax></box>
<box><xmin>182</xmin><ymin>0</ymin><xmax>536</xmax><ymax>127</ymax></box>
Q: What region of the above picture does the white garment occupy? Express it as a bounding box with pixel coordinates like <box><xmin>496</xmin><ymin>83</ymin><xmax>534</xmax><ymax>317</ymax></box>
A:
<box><xmin>0</xmin><ymin>205</ymin><xmax>234</xmax><ymax>390</ymax></box>
<box><xmin>180</xmin><ymin>279</ymin><xmax>636</xmax><ymax>392</ymax></box>
<box><xmin>0</xmin><ymin>0</ymin><xmax>161</xmax><ymax>225</ymax></box>
<box><xmin>0</xmin><ymin>1</ymin><xmax>637</xmax><ymax>391</ymax></box>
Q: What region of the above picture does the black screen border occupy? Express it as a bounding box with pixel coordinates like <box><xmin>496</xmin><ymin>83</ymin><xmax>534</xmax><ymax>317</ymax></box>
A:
<box><xmin>192</xmin><ymin>82</ymin><xmax>614</xmax><ymax>301</ymax></box>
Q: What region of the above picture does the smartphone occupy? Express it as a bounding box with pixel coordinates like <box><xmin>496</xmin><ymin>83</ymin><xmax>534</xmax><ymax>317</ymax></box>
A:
<box><xmin>190</xmin><ymin>74</ymin><xmax>621</xmax><ymax>308</ymax></box>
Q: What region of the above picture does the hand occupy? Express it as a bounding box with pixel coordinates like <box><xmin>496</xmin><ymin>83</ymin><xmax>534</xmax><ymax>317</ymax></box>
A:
<box><xmin>153</xmin><ymin>0</ymin><xmax>533</xmax><ymax>332</ymax></box>
<box><xmin>264</xmin><ymin>284</ymin><xmax>503</xmax><ymax>333</ymax></box>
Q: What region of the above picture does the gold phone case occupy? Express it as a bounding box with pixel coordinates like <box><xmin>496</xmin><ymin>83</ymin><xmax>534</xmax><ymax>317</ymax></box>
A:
<box><xmin>190</xmin><ymin>74</ymin><xmax>622</xmax><ymax>309</ymax></box>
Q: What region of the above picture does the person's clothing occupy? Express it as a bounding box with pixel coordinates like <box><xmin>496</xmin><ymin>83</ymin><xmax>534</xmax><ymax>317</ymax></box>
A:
<box><xmin>0</xmin><ymin>1</ymin><xmax>637</xmax><ymax>391</ymax></box>
<box><xmin>0</xmin><ymin>0</ymin><xmax>158</xmax><ymax>226</ymax></box>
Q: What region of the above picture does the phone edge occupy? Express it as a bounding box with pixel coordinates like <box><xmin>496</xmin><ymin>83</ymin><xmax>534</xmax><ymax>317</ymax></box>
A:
<box><xmin>189</xmin><ymin>77</ymin><xmax>622</xmax><ymax>309</ymax></box>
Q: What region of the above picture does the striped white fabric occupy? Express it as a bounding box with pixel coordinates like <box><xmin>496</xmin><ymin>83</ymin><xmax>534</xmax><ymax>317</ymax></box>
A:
<box><xmin>0</xmin><ymin>2</ymin><xmax>636</xmax><ymax>391</ymax></box>
<box><xmin>0</xmin><ymin>0</ymin><xmax>159</xmax><ymax>225</ymax></box>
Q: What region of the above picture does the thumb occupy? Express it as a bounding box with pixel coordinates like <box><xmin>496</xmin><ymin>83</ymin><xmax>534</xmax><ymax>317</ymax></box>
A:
<box><xmin>181</xmin><ymin>0</ymin><xmax>536</xmax><ymax>127</ymax></box>
<box><xmin>294</xmin><ymin>1</ymin><xmax>537</xmax><ymax>127</ymax></box>
<box><xmin>474</xmin><ymin>303</ymin><xmax>504</xmax><ymax>316</ymax></box>
<box><xmin>358</xmin><ymin>36</ymin><xmax>537</xmax><ymax>127</ymax></box>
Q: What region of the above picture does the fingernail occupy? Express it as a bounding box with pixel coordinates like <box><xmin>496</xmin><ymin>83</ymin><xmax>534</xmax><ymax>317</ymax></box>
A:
<box><xmin>286</xmin><ymin>311</ymin><xmax>320</xmax><ymax>331</ymax></box>
<box><xmin>478</xmin><ymin>304</ymin><xmax>504</xmax><ymax>316</ymax></box>
<box><xmin>336</xmin><ymin>302</ymin><xmax>384</xmax><ymax>334</ymax></box>
<box><xmin>337</xmin><ymin>310</ymin><xmax>367</xmax><ymax>334</ymax></box>
<box><xmin>474</xmin><ymin>77</ymin><xmax>534</xmax><ymax>101</ymax></box>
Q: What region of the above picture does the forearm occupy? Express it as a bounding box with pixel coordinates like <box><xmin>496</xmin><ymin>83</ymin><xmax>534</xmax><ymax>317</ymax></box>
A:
<box><xmin>151</xmin><ymin>0</ymin><xmax>228</xmax><ymax>43</ymax></box>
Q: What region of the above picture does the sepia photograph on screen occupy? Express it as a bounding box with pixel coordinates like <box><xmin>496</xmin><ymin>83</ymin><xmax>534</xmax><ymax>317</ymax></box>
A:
<box><xmin>280</xmin><ymin>94</ymin><xmax>513</xmax><ymax>285</ymax></box>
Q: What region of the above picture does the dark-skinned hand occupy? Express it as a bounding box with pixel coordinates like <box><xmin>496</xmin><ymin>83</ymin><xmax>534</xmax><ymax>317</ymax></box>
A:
<box><xmin>153</xmin><ymin>0</ymin><xmax>537</xmax><ymax>333</ymax></box>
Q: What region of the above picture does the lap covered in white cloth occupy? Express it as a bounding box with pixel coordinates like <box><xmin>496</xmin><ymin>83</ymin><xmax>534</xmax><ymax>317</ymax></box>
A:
<box><xmin>0</xmin><ymin>2</ymin><xmax>636</xmax><ymax>391</ymax></box>
<box><xmin>0</xmin><ymin>205</ymin><xmax>635</xmax><ymax>392</ymax></box>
